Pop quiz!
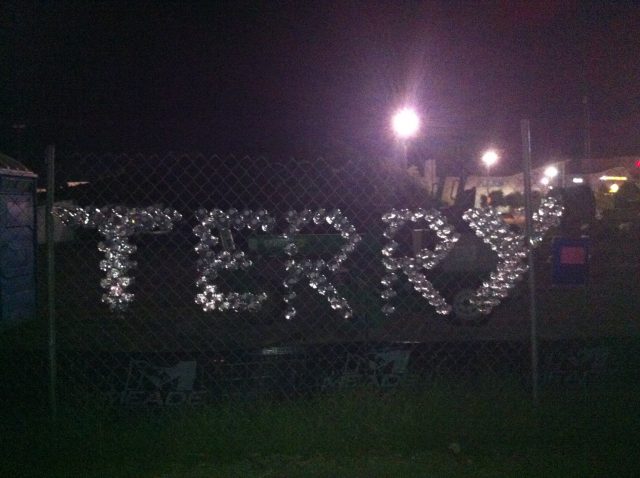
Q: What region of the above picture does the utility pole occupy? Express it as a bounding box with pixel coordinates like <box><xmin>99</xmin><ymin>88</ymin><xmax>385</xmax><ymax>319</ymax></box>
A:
<box><xmin>582</xmin><ymin>95</ymin><xmax>592</xmax><ymax>173</ymax></box>
<box><xmin>579</xmin><ymin>1</ymin><xmax>592</xmax><ymax>174</ymax></box>
<box><xmin>521</xmin><ymin>120</ymin><xmax>540</xmax><ymax>406</ymax></box>
<box><xmin>46</xmin><ymin>145</ymin><xmax>57</xmax><ymax>422</ymax></box>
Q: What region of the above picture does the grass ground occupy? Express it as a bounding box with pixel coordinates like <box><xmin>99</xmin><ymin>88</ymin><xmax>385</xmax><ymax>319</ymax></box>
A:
<box><xmin>3</xmin><ymin>384</ymin><xmax>639</xmax><ymax>477</ymax></box>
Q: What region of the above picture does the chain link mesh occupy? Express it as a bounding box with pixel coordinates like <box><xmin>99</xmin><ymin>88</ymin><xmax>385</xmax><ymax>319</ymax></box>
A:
<box><xmin>28</xmin><ymin>153</ymin><xmax>640</xmax><ymax>408</ymax></box>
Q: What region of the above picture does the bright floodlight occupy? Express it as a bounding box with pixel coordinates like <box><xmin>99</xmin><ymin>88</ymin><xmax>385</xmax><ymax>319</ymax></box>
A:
<box><xmin>544</xmin><ymin>165</ymin><xmax>559</xmax><ymax>178</ymax></box>
<box><xmin>392</xmin><ymin>108</ymin><xmax>420</xmax><ymax>139</ymax></box>
<box><xmin>609</xmin><ymin>183</ymin><xmax>620</xmax><ymax>193</ymax></box>
<box><xmin>481</xmin><ymin>150</ymin><xmax>499</xmax><ymax>168</ymax></box>
<box><xmin>540</xmin><ymin>177</ymin><xmax>550</xmax><ymax>186</ymax></box>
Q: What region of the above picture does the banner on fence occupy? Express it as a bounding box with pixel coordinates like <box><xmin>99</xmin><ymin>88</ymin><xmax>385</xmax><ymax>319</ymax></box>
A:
<box><xmin>117</xmin><ymin>360</ymin><xmax>207</xmax><ymax>407</ymax></box>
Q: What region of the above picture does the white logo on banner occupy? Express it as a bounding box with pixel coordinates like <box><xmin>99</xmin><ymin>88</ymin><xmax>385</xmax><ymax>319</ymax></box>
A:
<box><xmin>119</xmin><ymin>360</ymin><xmax>206</xmax><ymax>406</ymax></box>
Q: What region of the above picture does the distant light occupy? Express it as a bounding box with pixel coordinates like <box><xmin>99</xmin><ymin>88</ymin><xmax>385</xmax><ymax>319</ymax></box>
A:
<box><xmin>544</xmin><ymin>165</ymin><xmax>559</xmax><ymax>178</ymax></box>
<box><xmin>540</xmin><ymin>177</ymin><xmax>550</xmax><ymax>186</ymax></box>
<box><xmin>261</xmin><ymin>346</ymin><xmax>295</xmax><ymax>356</ymax></box>
<box><xmin>392</xmin><ymin>108</ymin><xmax>420</xmax><ymax>139</ymax></box>
<box><xmin>609</xmin><ymin>183</ymin><xmax>620</xmax><ymax>193</ymax></box>
<box><xmin>599</xmin><ymin>175</ymin><xmax>628</xmax><ymax>181</ymax></box>
<box><xmin>635</xmin><ymin>159</ymin><xmax>640</xmax><ymax>168</ymax></box>
<box><xmin>572</xmin><ymin>177</ymin><xmax>584</xmax><ymax>184</ymax></box>
<box><xmin>481</xmin><ymin>150</ymin><xmax>499</xmax><ymax>168</ymax></box>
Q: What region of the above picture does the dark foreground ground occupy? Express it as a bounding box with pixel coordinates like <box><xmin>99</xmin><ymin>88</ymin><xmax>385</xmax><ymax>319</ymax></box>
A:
<box><xmin>3</xmin><ymin>383</ymin><xmax>639</xmax><ymax>478</ymax></box>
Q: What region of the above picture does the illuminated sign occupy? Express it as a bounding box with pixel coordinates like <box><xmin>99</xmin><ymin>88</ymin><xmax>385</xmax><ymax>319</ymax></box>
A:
<box><xmin>552</xmin><ymin>238</ymin><xmax>589</xmax><ymax>286</ymax></box>
<box><xmin>599</xmin><ymin>176</ymin><xmax>628</xmax><ymax>181</ymax></box>
<box><xmin>54</xmin><ymin>200</ymin><xmax>564</xmax><ymax>318</ymax></box>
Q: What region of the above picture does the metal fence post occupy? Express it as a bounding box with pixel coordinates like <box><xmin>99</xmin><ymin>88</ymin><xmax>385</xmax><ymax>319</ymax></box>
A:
<box><xmin>521</xmin><ymin>120</ymin><xmax>540</xmax><ymax>405</ymax></box>
<box><xmin>45</xmin><ymin>145</ymin><xmax>57</xmax><ymax>421</ymax></box>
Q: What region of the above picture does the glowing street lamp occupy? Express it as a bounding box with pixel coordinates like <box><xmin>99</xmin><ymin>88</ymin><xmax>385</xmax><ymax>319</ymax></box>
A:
<box><xmin>481</xmin><ymin>150</ymin><xmax>499</xmax><ymax>170</ymax></box>
<box><xmin>544</xmin><ymin>165</ymin><xmax>559</xmax><ymax>179</ymax></box>
<box><xmin>392</xmin><ymin>107</ymin><xmax>420</xmax><ymax>168</ymax></box>
<box><xmin>541</xmin><ymin>165</ymin><xmax>559</xmax><ymax>189</ymax></box>
<box><xmin>392</xmin><ymin>107</ymin><xmax>420</xmax><ymax>139</ymax></box>
<box><xmin>481</xmin><ymin>150</ymin><xmax>499</xmax><ymax>198</ymax></box>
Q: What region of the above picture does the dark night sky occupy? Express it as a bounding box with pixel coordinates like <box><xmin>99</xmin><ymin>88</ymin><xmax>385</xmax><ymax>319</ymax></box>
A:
<box><xmin>3</xmin><ymin>1</ymin><xmax>640</xmax><ymax>173</ymax></box>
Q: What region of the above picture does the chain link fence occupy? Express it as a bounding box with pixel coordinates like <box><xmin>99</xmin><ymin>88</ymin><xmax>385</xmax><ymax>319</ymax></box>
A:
<box><xmin>6</xmin><ymin>152</ymin><xmax>639</xmax><ymax>412</ymax></box>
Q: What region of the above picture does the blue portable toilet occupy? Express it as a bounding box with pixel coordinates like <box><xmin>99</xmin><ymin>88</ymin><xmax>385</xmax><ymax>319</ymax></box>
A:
<box><xmin>0</xmin><ymin>153</ymin><xmax>37</xmax><ymax>328</ymax></box>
